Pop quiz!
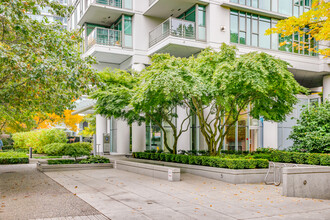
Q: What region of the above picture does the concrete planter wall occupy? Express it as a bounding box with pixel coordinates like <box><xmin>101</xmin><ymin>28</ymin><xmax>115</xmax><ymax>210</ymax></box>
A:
<box><xmin>282</xmin><ymin>166</ymin><xmax>330</xmax><ymax>200</ymax></box>
<box><xmin>126</xmin><ymin>158</ymin><xmax>269</xmax><ymax>184</ymax></box>
<box><xmin>37</xmin><ymin>163</ymin><xmax>113</xmax><ymax>172</ymax></box>
<box><xmin>115</xmin><ymin>160</ymin><xmax>180</xmax><ymax>182</ymax></box>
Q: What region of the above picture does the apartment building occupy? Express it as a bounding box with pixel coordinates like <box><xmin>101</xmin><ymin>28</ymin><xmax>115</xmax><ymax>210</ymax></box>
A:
<box><xmin>29</xmin><ymin>0</ymin><xmax>68</xmax><ymax>29</ymax></box>
<box><xmin>70</xmin><ymin>0</ymin><xmax>329</xmax><ymax>155</ymax></box>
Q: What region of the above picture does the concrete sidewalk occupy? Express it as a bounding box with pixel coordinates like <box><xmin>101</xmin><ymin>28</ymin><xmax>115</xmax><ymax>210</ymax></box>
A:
<box><xmin>45</xmin><ymin>168</ymin><xmax>330</xmax><ymax>220</ymax></box>
<box><xmin>0</xmin><ymin>164</ymin><xmax>106</xmax><ymax>220</ymax></box>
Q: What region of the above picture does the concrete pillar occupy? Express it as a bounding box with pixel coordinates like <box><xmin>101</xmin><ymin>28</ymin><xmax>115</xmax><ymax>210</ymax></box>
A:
<box><xmin>96</xmin><ymin>114</ymin><xmax>107</xmax><ymax>154</ymax></box>
<box><xmin>116</xmin><ymin>119</ymin><xmax>130</xmax><ymax>154</ymax></box>
<box><xmin>323</xmin><ymin>75</ymin><xmax>330</xmax><ymax>101</ymax></box>
<box><xmin>132</xmin><ymin>122</ymin><xmax>146</xmax><ymax>152</ymax></box>
<box><xmin>177</xmin><ymin>106</ymin><xmax>191</xmax><ymax>152</ymax></box>
<box><xmin>131</xmin><ymin>63</ymin><xmax>146</xmax><ymax>153</ymax></box>
<box><xmin>263</xmin><ymin>121</ymin><xmax>278</xmax><ymax>149</ymax></box>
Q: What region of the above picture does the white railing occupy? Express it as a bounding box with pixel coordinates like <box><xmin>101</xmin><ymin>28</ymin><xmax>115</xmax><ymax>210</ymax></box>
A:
<box><xmin>87</xmin><ymin>28</ymin><xmax>122</xmax><ymax>50</ymax></box>
<box><xmin>149</xmin><ymin>17</ymin><xmax>196</xmax><ymax>47</ymax></box>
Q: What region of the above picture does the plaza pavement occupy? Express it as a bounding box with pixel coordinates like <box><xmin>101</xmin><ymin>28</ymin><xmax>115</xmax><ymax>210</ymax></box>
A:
<box><xmin>0</xmin><ymin>164</ymin><xmax>106</xmax><ymax>220</ymax></box>
<box><xmin>45</xmin><ymin>168</ymin><xmax>330</xmax><ymax>220</ymax></box>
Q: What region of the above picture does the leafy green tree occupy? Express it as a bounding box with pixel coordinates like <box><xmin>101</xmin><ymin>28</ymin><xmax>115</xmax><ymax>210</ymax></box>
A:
<box><xmin>93</xmin><ymin>65</ymin><xmax>191</xmax><ymax>153</ymax></box>
<box><xmin>0</xmin><ymin>0</ymin><xmax>97</xmax><ymax>132</ymax></box>
<box><xmin>289</xmin><ymin>101</ymin><xmax>330</xmax><ymax>153</ymax></box>
<box><xmin>182</xmin><ymin>44</ymin><xmax>307</xmax><ymax>155</ymax></box>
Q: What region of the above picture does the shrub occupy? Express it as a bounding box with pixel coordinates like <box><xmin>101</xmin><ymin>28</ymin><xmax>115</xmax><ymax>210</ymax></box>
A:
<box><xmin>61</xmin><ymin>143</ymin><xmax>92</xmax><ymax>160</ymax></box>
<box><xmin>0</xmin><ymin>151</ymin><xmax>29</xmax><ymax>164</ymax></box>
<box><xmin>306</xmin><ymin>153</ymin><xmax>320</xmax><ymax>165</ymax></box>
<box><xmin>159</xmin><ymin>153</ymin><xmax>166</xmax><ymax>161</ymax></box>
<box><xmin>79</xmin><ymin>156</ymin><xmax>110</xmax><ymax>164</ymax></box>
<box><xmin>12</xmin><ymin>129</ymin><xmax>67</xmax><ymax>153</ymax></box>
<box><xmin>256</xmin><ymin>159</ymin><xmax>269</xmax><ymax>168</ymax></box>
<box><xmin>44</xmin><ymin>143</ymin><xmax>66</xmax><ymax>156</ymax></box>
<box><xmin>150</xmin><ymin>153</ymin><xmax>159</xmax><ymax>160</ymax></box>
<box><xmin>181</xmin><ymin>155</ymin><xmax>189</xmax><ymax>164</ymax></box>
<box><xmin>48</xmin><ymin>159</ymin><xmax>75</xmax><ymax>164</ymax></box>
<box><xmin>289</xmin><ymin>101</ymin><xmax>330</xmax><ymax>153</ymax></box>
<box><xmin>320</xmin><ymin>155</ymin><xmax>330</xmax><ymax>166</ymax></box>
<box><xmin>292</xmin><ymin>152</ymin><xmax>307</xmax><ymax>164</ymax></box>
<box><xmin>165</xmin><ymin>154</ymin><xmax>172</xmax><ymax>162</ymax></box>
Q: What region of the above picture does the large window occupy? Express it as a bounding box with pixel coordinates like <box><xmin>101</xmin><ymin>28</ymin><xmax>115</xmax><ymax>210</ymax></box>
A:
<box><xmin>230</xmin><ymin>10</ymin><xmax>317</xmax><ymax>56</ymax></box>
<box><xmin>231</xmin><ymin>0</ymin><xmax>311</xmax><ymax>16</ymax></box>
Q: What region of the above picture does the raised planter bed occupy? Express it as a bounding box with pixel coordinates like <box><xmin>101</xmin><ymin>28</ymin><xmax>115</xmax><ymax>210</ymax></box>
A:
<box><xmin>282</xmin><ymin>166</ymin><xmax>330</xmax><ymax>200</ymax></box>
<box><xmin>125</xmin><ymin>158</ymin><xmax>268</xmax><ymax>184</ymax></box>
<box><xmin>115</xmin><ymin>160</ymin><xmax>180</xmax><ymax>182</ymax></box>
<box><xmin>37</xmin><ymin>163</ymin><xmax>113</xmax><ymax>172</ymax></box>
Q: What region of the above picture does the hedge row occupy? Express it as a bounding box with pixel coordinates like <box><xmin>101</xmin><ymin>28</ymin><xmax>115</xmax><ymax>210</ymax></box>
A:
<box><xmin>48</xmin><ymin>156</ymin><xmax>110</xmax><ymax>164</ymax></box>
<box><xmin>43</xmin><ymin>142</ymin><xmax>92</xmax><ymax>158</ymax></box>
<box><xmin>133</xmin><ymin>152</ymin><xmax>269</xmax><ymax>169</ymax></box>
<box><xmin>267</xmin><ymin>151</ymin><xmax>330</xmax><ymax>166</ymax></box>
<box><xmin>0</xmin><ymin>151</ymin><xmax>29</xmax><ymax>164</ymax></box>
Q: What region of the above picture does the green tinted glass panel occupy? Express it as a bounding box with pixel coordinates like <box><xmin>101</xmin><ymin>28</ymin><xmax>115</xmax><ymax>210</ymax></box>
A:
<box><xmin>259</xmin><ymin>0</ymin><xmax>271</xmax><ymax>10</ymax></box>
<box><xmin>230</xmin><ymin>13</ymin><xmax>239</xmax><ymax>43</ymax></box>
<box><xmin>279</xmin><ymin>0</ymin><xmax>292</xmax><ymax>16</ymax></box>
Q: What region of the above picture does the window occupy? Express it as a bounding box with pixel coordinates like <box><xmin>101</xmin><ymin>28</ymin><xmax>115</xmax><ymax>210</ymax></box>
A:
<box><xmin>230</xmin><ymin>10</ymin><xmax>239</xmax><ymax>43</ymax></box>
<box><xmin>230</xmin><ymin>9</ymin><xmax>317</xmax><ymax>56</ymax></box>
<box><xmin>232</xmin><ymin>0</ymin><xmax>311</xmax><ymax>15</ymax></box>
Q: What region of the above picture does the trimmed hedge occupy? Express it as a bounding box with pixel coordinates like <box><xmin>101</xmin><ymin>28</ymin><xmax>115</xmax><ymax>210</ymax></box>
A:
<box><xmin>132</xmin><ymin>152</ymin><xmax>269</xmax><ymax>169</ymax></box>
<box><xmin>43</xmin><ymin>142</ymin><xmax>92</xmax><ymax>158</ymax></box>
<box><xmin>0</xmin><ymin>151</ymin><xmax>29</xmax><ymax>164</ymax></box>
<box><xmin>48</xmin><ymin>156</ymin><xmax>110</xmax><ymax>165</ymax></box>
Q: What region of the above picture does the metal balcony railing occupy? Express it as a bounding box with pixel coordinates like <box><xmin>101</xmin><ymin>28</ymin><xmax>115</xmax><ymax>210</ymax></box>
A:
<box><xmin>149</xmin><ymin>17</ymin><xmax>196</xmax><ymax>47</ymax></box>
<box><xmin>95</xmin><ymin>0</ymin><xmax>122</xmax><ymax>8</ymax></box>
<box><xmin>87</xmin><ymin>28</ymin><xmax>122</xmax><ymax>50</ymax></box>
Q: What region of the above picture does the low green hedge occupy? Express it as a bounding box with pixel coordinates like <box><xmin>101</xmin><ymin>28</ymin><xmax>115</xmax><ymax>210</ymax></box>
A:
<box><xmin>132</xmin><ymin>152</ymin><xmax>269</xmax><ymax>169</ymax></box>
<box><xmin>0</xmin><ymin>151</ymin><xmax>29</xmax><ymax>164</ymax></box>
<box><xmin>267</xmin><ymin>151</ymin><xmax>330</xmax><ymax>166</ymax></box>
<box><xmin>43</xmin><ymin>142</ymin><xmax>92</xmax><ymax>157</ymax></box>
<box><xmin>48</xmin><ymin>156</ymin><xmax>110</xmax><ymax>165</ymax></box>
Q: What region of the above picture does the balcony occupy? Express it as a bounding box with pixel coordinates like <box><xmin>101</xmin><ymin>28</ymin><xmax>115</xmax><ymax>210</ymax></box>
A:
<box><xmin>78</xmin><ymin>0</ymin><xmax>133</xmax><ymax>26</ymax></box>
<box><xmin>85</xmin><ymin>27</ymin><xmax>133</xmax><ymax>64</ymax></box>
<box><xmin>144</xmin><ymin>0</ymin><xmax>208</xmax><ymax>19</ymax></box>
<box><xmin>148</xmin><ymin>17</ymin><xmax>207</xmax><ymax>57</ymax></box>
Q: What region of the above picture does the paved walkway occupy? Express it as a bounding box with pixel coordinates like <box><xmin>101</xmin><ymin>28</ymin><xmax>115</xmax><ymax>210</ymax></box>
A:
<box><xmin>45</xmin><ymin>168</ymin><xmax>330</xmax><ymax>220</ymax></box>
<box><xmin>0</xmin><ymin>165</ymin><xmax>107</xmax><ymax>220</ymax></box>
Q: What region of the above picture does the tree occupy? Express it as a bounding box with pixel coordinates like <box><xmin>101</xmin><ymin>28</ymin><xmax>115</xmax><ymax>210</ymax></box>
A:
<box><xmin>80</xmin><ymin>114</ymin><xmax>96</xmax><ymax>137</ymax></box>
<box><xmin>289</xmin><ymin>101</ymin><xmax>330</xmax><ymax>153</ymax></box>
<box><xmin>131</xmin><ymin>54</ymin><xmax>192</xmax><ymax>153</ymax></box>
<box><xmin>0</xmin><ymin>0</ymin><xmax>98</xmax><ymax>132</ymax></box>
<box><xmin>34</xmin><ymin>110</ymin><xmax>83</xmax><ymax>131</ymax></box>
<box><xmin>92</xmin><ymin>65</ymin><xmax>192</xmax><ymax>154</ymax></box>
<box><xmin>182</xmin><ymin>44</ymin><xmax>307</xmax><ymax>155</ymax></box>
<box><xmin>266</xmin><ymin>0</ymin><xmax>330</xmax><ymax>57</ymax></box>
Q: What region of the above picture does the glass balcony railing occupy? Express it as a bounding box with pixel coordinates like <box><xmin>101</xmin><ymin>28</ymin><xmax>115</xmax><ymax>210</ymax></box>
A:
<box><xmin>149</xmin><ymin>17</ymin><xmax>197</xmax><ymax>47</ymax></box>
<box><xmin>149</xmin><ymin>0</ymin><xmax>157</xmax><ymax>5</ymax></box>
<box><xmin>87</xmin><ymin>27</ymin><xmax>122</xmax><ymax>51</ymax></box>
<box><xmin>93</xmin><ymin>0</ymin><xmax>132</xmax><ymax>9</ymax></box>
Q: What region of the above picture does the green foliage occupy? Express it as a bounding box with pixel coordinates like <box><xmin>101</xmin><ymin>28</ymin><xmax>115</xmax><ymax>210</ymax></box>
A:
<box><xmin>43</xmin><ymin>143</ymin><xmax>67</xmax><ymax>156</ymax></box>
<box><xmin>289</xmin><ymin>101</ymin><xmax>330</xmax><ymax>153</ymax></box>
<box><xmin>0</xmin><ymin>151</ymin><xmax>29</xmax><ymax>164</ymax></box>
<box><xmin>79</xmin><ymin>156</ymin><xmax>110</xmax><ymax>164</ymax></box>
<box><xmin>320</xmin><ymin>155</ymin><xmax>330</xmax><ymax>166</ymax></box>
<box><xmin>80</xmin><ymin>114</ymin><xmax>96</xmax><ymax>137</ymax></box>
<box><xmin>48</xmin><ymin>159</ymin><xmax>75</xmax><ymax>164</ymax></box>
<box><xmin>61</xmin><ymin>143</ymin><xmax>92</xmax><ymax>160</ymax></box>
<box><xmin>12</xmin><ymin>129</ymin><xmax>67</xmax><ymax>153</ymax></box>
<box><xmin>0</xmin><ymin>0</ymin><xmax>98</xmax><ymax>132</ymax></box>
<box><xmin>133</xmin><ymin>152</ymin><xmax>269</xmax><ymax>169</ymax></box>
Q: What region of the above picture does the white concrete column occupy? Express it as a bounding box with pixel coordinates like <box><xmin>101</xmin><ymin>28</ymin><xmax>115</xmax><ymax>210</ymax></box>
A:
<box><xmin>96</xmin><ymin>114</ymin><xmax>107</xmax><ymax>154</ymax></box>
<box><xmin>132</xmin><ymin>122</ymin><xmax>146</xmax><ymax>152</ymax></box>
<box><xmin>116</xmin><ymin>119</ymin><xmax>130</xmax><ymax>154</ymax></box>
<box><xmin>323</xmin><ymin>75</ymin><xmax>330</xmax><ymax>101</ymax></box>
<box><xmin>263</xmin><ymin>121</ymin><xmax>278</xmax><ymax>149</ymax></box>
<box><xmin>177</xmin><ymin>106</ymin><xmax>191</xmax><ymax>152</ymax></box>
<box><xmin>131</xmin><ymin>63</ymin><xmax>146</xmax><ymax>153</ymax></box>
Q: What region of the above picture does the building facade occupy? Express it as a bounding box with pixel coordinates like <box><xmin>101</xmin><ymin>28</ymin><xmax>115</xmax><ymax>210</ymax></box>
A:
<box><xmin>70</xmin><ymin>0</ymin><xmax>329</xmax><ymax>154</ymax></box>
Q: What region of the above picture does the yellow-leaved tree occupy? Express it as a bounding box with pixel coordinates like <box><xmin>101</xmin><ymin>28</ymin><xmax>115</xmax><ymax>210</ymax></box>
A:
<box><xmin>35</xmin><ymin>110</ymin><xmax>83</xmax><ymax>132</ymax></box>
<box><xmin>266</xmin><ymin>0</ymin><xmax>330</xmax><ymax>57</ymax></box>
